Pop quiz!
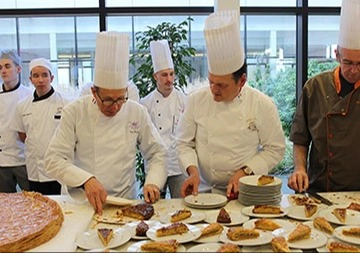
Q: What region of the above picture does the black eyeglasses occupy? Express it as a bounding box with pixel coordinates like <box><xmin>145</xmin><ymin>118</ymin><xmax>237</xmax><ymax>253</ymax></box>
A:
<box><xmin>95</xmin><ymin>89</ymin><xmax>128</xmax><ymax>107</ymax></box>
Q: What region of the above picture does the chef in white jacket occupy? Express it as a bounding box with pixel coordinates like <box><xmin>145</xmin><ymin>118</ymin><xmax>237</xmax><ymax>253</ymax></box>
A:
<box><xmin>177</xmin><ymin>10</ymin><xmax>286</xmax><ymax>198</ymax></box>
<box><xmin>140</xmin><ymin>40</ymin><xmax>187</xmax><ymax>198</ymax></box>
<box><xmin>45</xmin><ymin>31</ymin><xmax>167</xmax><ymax>214</ymax></box>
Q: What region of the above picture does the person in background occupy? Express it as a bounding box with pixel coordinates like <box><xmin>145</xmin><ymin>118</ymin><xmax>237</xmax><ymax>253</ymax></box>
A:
<box><xmin>0</xmin><ymin>50</ymin><xmax>32</xmax><ymax>193</ymax></box>
<box><xmin>176</xmin><ymin>10</ymin><xmax>285</xmax><ymax>199</ymax></box>
<box><xmin>45</xmin><ymin>31</ymin><xmax>167</xmax><ymax>214</ymax></box>
<box><xmin>288</xmin><ymin>0</ymin><xmax>360</xmax><ymax>193</ymax></box>
<box><xmin>12</xmin><ymin>58</ymin><xmax>73</xmax><ymax>195</ymax></box>
<box><xmin>140</xmin><ymin>40</ymin><xmax>187</xmax><ymax>198</ymax></box>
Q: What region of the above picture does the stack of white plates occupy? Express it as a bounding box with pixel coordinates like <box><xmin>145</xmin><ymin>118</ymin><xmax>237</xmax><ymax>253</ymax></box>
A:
<box><xmin>238</xmin><ymin>175</ymin><xmax>282</xmax><ymax>206</ymax></box>
<box><xmin>184</xmin><ymin>193</ymin><xmax>227</xmax><ymax>209</ymax></box>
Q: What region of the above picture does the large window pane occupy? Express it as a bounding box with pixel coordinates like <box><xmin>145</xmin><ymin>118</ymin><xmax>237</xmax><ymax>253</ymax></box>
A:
<box><xmin>309</xmin><ymin>0</ymin><xmax>341</xmax><ymax>7</ymax></box>
<box><xmin>242</xmin><ymin>0</ymin><xmax>295</xmax><ymax>7</ymax></box>
<box><xmin>2</xmin><ymin>0</ymin><xmax>98</xmax><ymax>9</ymax></box>
<box><xmin>106</xmin><ymin>0</ymin><xmax>214</xmax><ymax>7</ymax></box>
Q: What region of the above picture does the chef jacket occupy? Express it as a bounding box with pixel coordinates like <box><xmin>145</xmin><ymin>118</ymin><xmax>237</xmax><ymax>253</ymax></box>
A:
<box><xmin>0</xmin><ymin>83</ymin><xmax>32</xmax><ymax>166</ymax></box>
<box><xmin>176</xmin><ymin>84</ymin><xmax>285</xmax><ymax>192</ymax></box>
<box><xmin>290</xmin><ymin>67</ymin><xmax>360</xmax><ymax>192</ymax></box>
<box><xmin>140</xmin><ymin>88</ymin><xmax>187</xmax><ymax>177</ymax></box>
<box><xmin>12</xmin><ymin>87</ymin><xmax>73</xmax><ymax>182</ymax></box>
<box><xmin>45</xmin><ymin>95</ymin><xmax>167</xmax><ymax>199</ymax></box>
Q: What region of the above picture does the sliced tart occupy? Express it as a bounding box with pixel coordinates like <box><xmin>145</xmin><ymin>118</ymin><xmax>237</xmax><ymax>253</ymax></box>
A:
<box><xmin>304</xmin><ymin>203</ymin><xmax>318</xmax><ymax>218</ymax></box>
<box><xmin>226</xmin><ymin>227</ymin><xmax>259</xmax><ymax>241</ymax></box>
<box><xmin>313</xmin><ymin>216</ymin><xmax>334</xmax><ymax>235</ymax></box>
<box><xmin>217</xmin><ymin>208</ymin><xmax>231</xmax><ymax>223</ymax></box>
<box><xmin>97</xmin><ymin>228</ymin><xmax>114</xmax><ymax>246</ymax></box>
<box><xmin>200</xmin><ymin>223</ymin><xmax>224</xmax><ymax>238</ymax></box>
<box><xmin>254</xmin><ymin>218</ymin><xmax>282</xmax><ymax>231</ymax></box>
<box><xmin>155</xmin><ymin>222</ymin><xmax>189</xmax><ymax>237</ymax></box>
<box><xmin>342</xmin><ymin>227</ymin><xmax>360</xmax><ymax>238</ymax></box>
<box><xmin>140</xmin><ymin>239</ymin><xmax>179</xmax><ymax>252</ymax></box>
<box><xmin>287</xmin><ymin>223</ymin><xmax>311</xmax><ymax>242</ymax></box>
<box><xmin>327</xmin><ymin>241</ymin><xmax>360</xmax><ymax>252</ymax></box>
<box><xmin>347</xmin><ymin>202</ymin><xmax>360</xmax><ymax>212</ymax></box>
<box><xmin>332</xmin><ymin>208</ymin><xmax>346</xmax><ymax>223</ymax></box>
<box><xmin>216</xmin><ymin>243</ymin><xmax>240</xmax><ymax>253</ymax></box>
<box><xmin>252</xmin><ymin>205</ymin><xmax>283</xmax><ymax>214</ymax></box>
<box><xmin>271</xmin><ymin>236</ymin><xmax>291</xmax><ymax>253</ymax></box>
<box><xmin>135</xmin><ymin>220</ymin><xmax>149</xmax><ymax>237</ymax></box>
<box><xmin>257</xmin><ymin>175</ymin><xmax>275</xmax><ymax>186</ymax></box>
<box><xmin>170</xmin><ymin>209</ymin><xmax>192</xmax><ymax>222</ymax></box>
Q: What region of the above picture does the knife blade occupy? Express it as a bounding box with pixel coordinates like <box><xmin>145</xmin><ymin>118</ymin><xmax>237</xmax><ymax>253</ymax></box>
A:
<box><xmin>305</xmin><ymin>190</ymin><xmax>333</xmax><ymax>205</ymax></box>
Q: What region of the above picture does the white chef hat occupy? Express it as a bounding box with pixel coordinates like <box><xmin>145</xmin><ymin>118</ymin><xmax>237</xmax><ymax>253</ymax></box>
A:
<box><xmin>94</xmin><ymin>31</ymin><xmax>129</xmax><ymax>89</ymax></box>
<box><xmin>150</xmin><ymin>39</ymin><xmax>174</xmax><ymax>73</ymax></box>
<box><xmin>29</xmin><ymin>58</ymin><xmax>52</xmax><ymax>74</ymax></box>
<box><xmin>204</xmin><ymin>10</ymin><xmax>244</xmax><ymax>75</ymax></box>
<box><xmin>338</xmin><ymin>0</ymin><xmax>360</xmax><ymax>50</ymax></box>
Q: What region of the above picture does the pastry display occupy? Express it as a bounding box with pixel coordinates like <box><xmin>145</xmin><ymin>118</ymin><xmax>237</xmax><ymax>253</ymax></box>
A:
<box><xmin>304</xmin><ymin>203</ymin><xmax>318</xmax><ymax>218</ymax></box>
<box><xmin>135</xmin><ymin>220</ymin><xmax>149</xmax><ymax>237</ymax></box>
<box><xmin>313</xmin><ymin>216</ymin><xmax>334</xmax><ymax>235</ymax></box>
<box><xmin>287</xmin><ymin>223</ymin><xmax>311</xmax><ymax>242</ymax></box>
<box><xmin>155</xmin><ymin>222</ymin><xmax>189</xmax><ymax>237</ymax></box>
<box><xmin>226</xmin><ymin>227</ymin><xmax>259</xmax><ymax>241</ymax></box>
<box><xmin>254</xmin><ymin>218</ymin><xmax>282</xmax><ymax>231</ymax></box>
<box><xmin>342</xmin><ymin>227</ymin><xmax>360</xmax><ymax>238</ymax></box>
<box><xmin>140</xmin><ymin>239</ymin><xmax>179</xmax><ymax>253</ymax></box>
<box><xmin>271</xmin><ymin>236</ymin><xmax>291</xmax><ymax>253</ymax></box>
<box><xmin>252</xmin><ymin>205</ymin><xmax>284</xmax><ymax>214</ymax></box>
<box><xmin>170</xmin><ymin>209</ymin><xmax>192</xmax><ymax>222</ymax></box>
<box><xmin>97</xmin><ymin>228</ymin><xmax>114</xmax><ymax>246</ymax></box>
<box><xmin>347</xmin><ymin>202</ymin><xmax>360</xmax><ymax>212</ymax></box>
<box><xmin>332</xmin><ymin>208</ymin><xmax>346</xmax><ymax>223</ymax></box>
<box><xmin>0</xmin><ymin>191</ymin><xmax>64</xmax><ymax>252</ymax></box>
<box><xmin>200</xmin><ymin>223</ymin><xmax>224</xmax><ymax>238</ymax></box>
<box><xmin>216</xmin><ymin>208</ymin><xmax>231</xmax><ymax>223</ymax></box>
<box><xmin>216</xmin><ymin>243</ymin><xmax>240</xmax><ymax>252</ymax></box>
<box><xmin>257</xmin><ymin>175</ymin><xmax>275</xmax><ymax>186</ymax></box>
<box><xmin>327</xmin><ymin>241</ymin><xmax>360</xmax><ymax>252</ymax></box>
<box><xmin>122</xmin><ymin>203</ymin><xmax>154</xmax><ymax>220</ymax></box>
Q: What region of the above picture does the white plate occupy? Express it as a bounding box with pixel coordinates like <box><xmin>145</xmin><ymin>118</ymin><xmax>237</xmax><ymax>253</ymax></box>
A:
<box><xmin>241</xmin><ymin>205</ymin><xmax>289</xmax><ymax>218</ymax></box>
<box><xmin>318</xmin><ymin>206</ymin><xmax>360</xmax><ymax>225</ymax></box>
<box><xmin>219</xmin><ymin>229</ymin><xmax>272</xmax><ymax>246</ymax></box>
<box><xmin>184</xmin><ymin>193</ymin><xmax>227</xmax><ymax>209</ymax></box>
<box><xmin>194</xmin><ymin>223</ymin><xmax>229</xmax><ymax>243</ymax></box>
<box><xmin>272</xmin><ymin>227</ymin><xmax>327</xmax><ymax>249</ymax></box>
<box><xmin>242</xmin><ymin>218</ymin><xmax>296</xmax><ymax>232</ymax></box>
<box><xmin>286</xmin><ymin>205</ymin><xmax>320</xmax><ymax>220</ymax></box>
<box><xmin>187</xmin><ymin>242</ymin><xmax>224</xmax><ymax>252</ymax></box>
<box><xmin>204</xmin><ymin>209</ymin><xmax>249</xmax><ymax>226</ymax></box>
<box><xmin>146</xmin><ymin>223</ymin><xmax>201</xmax><ymax>243</ymax></box>
<box><xmin>316</xmin><ymin>238</ymin><xmax>360</xmax><ymax>253</ymax></box>
<box><xmin>239</xmin><ymin>175</ymin><xmax>282</xmax><ymax>187</ymax></box>
<box><xmin>242</xmin><ymin>244</ymin><xmax>302</xmax><ymax>252</ymax></box>
<box><xmin>106</xmin><ymin>195</ymin><xmax>134</xmax><ymax>206</ymax></box>
<box><xmin>121</xmin><ymin>220</ymin><xmax>160</xmax><ymax>240</ymax></box>
<box><xmin>303</xmin><ymin>220</ymin><xmax>334</xmax><ymax>238</ymax></box>
<box><xmin>84</xmin><ymin>249</ymin><xmax>118</xmax><ymax>253</ymax></box>
<box><xmin>75</xmin><ymin>227</ymin><xmax>131</xmax><ymax>250</ymax></box>
<box><xmin>334</xmin><ymin>225</ymin><xmax>360</xmax><ymax>245</ymax></box>
<box><xmin>159</xmin><ymin>210</ymin><xmax>206</xmax><ymax>224</ymax></box>
<box><xmin>127</xmin><ymin>240</ymin><xmax>186</xmax><ymax>252</ymax></box>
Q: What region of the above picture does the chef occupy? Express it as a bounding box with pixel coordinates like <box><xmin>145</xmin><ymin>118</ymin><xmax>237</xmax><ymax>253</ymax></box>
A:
<box><xmin>177</xmin><ymin>10</ymin><xmax>285</xmax><ymax>198</ymax></box>
<box><xmin>45</xmin><ymin>31</ymin><xmax>167</xmax><ymax>214</ymax></box>
<box><xmin>140</xmin><ymin>39</ymin><xmax>187</xmax><ymax>198</ymax></box>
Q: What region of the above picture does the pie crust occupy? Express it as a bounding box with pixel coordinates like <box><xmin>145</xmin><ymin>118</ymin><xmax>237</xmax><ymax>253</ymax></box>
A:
<box><xmin>97</xmin><ymin>228</ymin><xmax>114</xmax><ymax>246</ymax></box>
<box><xmin>347</xmin><ymin>202</ymin><xmax>360</xmax><ymax>212</ymax></box>
<box><xmin>0</xmin><ymin>191</ymin><xmax>64</xmax><ymax>252</ymax></box>
<box><xmin>271</xmin><ymin>236</ymin><xmax>291</xmax><ymax>253</ymax></box>
<box><xmin>140</xmin><ymin>239</ymin><xmax>179</xmax><ymax>252</ymax></box>
<box><xmin>332</xmin><ymin>208</ymin><xmax>346</xmax><ymax>223</ymax></box>
<box><xmin>170</xmin><ymin>209</ymin><xmax>192</xmax><ymax>222</ymax></box>
<box><xmin>254</xmin><ymin>218</ymin><xmax>282</xmax><ymax>231</ymax></box>
<box><xmin>216</xmin><ymin>243</ymin><xmax>240</xmax><ymax>252</ymax></box>
<box><xmin>313</xmin><ymin>216</ymin><xmax>334</xmax><ymax>235</ymax></box>
<box><xmin>291</xmin><ymin>195</ymin><xmax>316</xmax><ymax>205</ymax></box>
<box><xmin>155</xmin><ymin>222</ymin><xmax>189</xmax><ymax>237</ymax></box>
<box><xmin>287</xmin><ymin>223</ymin><xmax>311</xmax><ymax>242</ymax></box>
<box><xmin>327</xmin><ymin>241</ymin><xmax>360</xmax><ymax>252</ymax></box>
<box><xmin>122</xmin><ymin>203</ymin><xmax>154</xmax><ymax>220</ymax></box>
<box><xmin>252</xmin><ymin>205</ymin><xmax>283</xmax><ymax>214</ymax></box>
<box><xmin>304</xmin><ymin>203</ymin><xmax>318</xmax><ymax>218</ymax></box>
<box><xmin>200</xmin><ymin>223</ymin><xmax>224</xmax><ymax>238</ymax></box>
<box><xmin>257</xmin><ymin>175</ymin><xmax>275</xmax><ymax>186</ymax></box>
<box><xmin>226</xmin><ymin>227</ymin><xmax>259</xmax><ymax>241</ymax></box>
<box><xmin>342</xmin><ymin>227</ymin><xmax>360</xmax><ymax>238</ymax></box>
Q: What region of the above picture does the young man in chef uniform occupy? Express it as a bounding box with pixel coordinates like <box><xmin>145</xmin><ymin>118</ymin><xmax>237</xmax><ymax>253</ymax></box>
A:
<box><xmin>45</xmin><ymin>31</ymin><xmax>167</xmax><ymax>214</ymax></box>
<box><xmin>140</xmin><ymin>40</ymin><xmax>187</xmax><ymax>198</ymax></box>
<box><xmin>177</xmin><ymin>10</ymin><xmax>285</xmax><ymax>198</ymax></box>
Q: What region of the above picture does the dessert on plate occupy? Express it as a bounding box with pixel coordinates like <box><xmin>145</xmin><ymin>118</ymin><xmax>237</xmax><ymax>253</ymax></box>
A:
<box><xmin>216</xmin><ymin>243</ymin><xmax>240</xmax><ymax>252</ymax></box>
<box><xmin>226</xmin><ymin>227</ymin><xmax>259</xmax><ymax>241</ymax></box>
<box><xmin>342</xmin><ymin>227</ymin><xmax>360</xmax><ymax>238</ymax></box>
<box><xmin>140</xmin><ymin>239</ymin><xmax>179</xmax><ymax>253</ymax></box>
<box><xmin>347</xmin><ymin>202</ymin><xmax>360</xmax><ymax>212</ymax></box>
<box><xmin>271</xmin><ymin>236</ymin><xmax>291</xmax><ymax>253</ymax></box>
<box><xmin>304</xmin><ymin>203</ymin><xmax>318</xmax><ymax>218</ymax></box>
<box><xmin>217</xmin><ymin>207</ymin><xmax>231</xmax><ymax>223</ymax></box>
<box><xmin>254</xmin><ymin>218</ymin><xmax>282</xmax><ymax>231</ymax></box>
<box><xmin>252</xmin><ymin>205</ymin><xmax>284</xmax><ymax>214</ymax></box>
<box><xmin>287</xmin><ymin>223</ymin><xmax>311</xmax><ymax>242</ymax></box>
<box><xmin>135</xmin><ymin>220</ymin><xmax>149</xmax><ymax>237</ymax></box>
<box><xmin>170</xmin><ymin>209</ymin><xmax>192</xmax><ymax>222</ymax></box>
<box><xmin>155</xmin><ymin>222</ymin><xmax>189</xmax><ymax>237</ymax></box>
<box><xmin>313</xmin><ymin>216</ymin><xmax>334</xmax><ymax>235</ymax></box>
<box><xmin>257</xmin><ymin>175</ymin><xmax>275</xmax><ymax>186</ymax></box>
<box><xmin>332</xmin><ymin>208</ymin><xmax>346</xmax><ymax>223</ymax></box>
<box><xmin>122</xmin><ymin>203</ymin><xmax>154</xmax><ymax>220</ymax></box>
<box><xmin>200</xmin><ymin>223</ymin><xmax>224</xmax><ymax>238</ymax></box>
<box><xmin>327</xmin><ymin>241</ymin><xmax>360</xmax><ymax>252</ymax></box>
<box><xmin>97</xmin><ymin>228</ymin><xmax>114</xmax><ymax>246</ymax></box>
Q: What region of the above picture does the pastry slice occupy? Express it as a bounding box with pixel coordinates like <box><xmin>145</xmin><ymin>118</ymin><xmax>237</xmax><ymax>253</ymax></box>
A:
<box><xmin>216</xmin><ymin>243</ymin><xmax>240</xmax><ymax>253</ymax></box>
<box><xmin>347</xmin><ymin>202</ymin><xmax>360</xmax><ymax>212</ymax></box>
<box><xmin>140</xmin><ymin>239</ymin><xmax>179</xmax><ymax>253</ymax></box>
<box><xmin>287</xmin><ymin>223</ymin><xmax>311</xmax><ymax>242</ymax></box>
<box><xmin>271</xmin><ymin>236</ymin><xmax>291</xmax><ymax>253</ymax></box>
<box><xmin>327</xmin><ymin>241</ymin><xmax>360</xmax><ymax>253</ymax></box>
<box><xmin>226</xmin><ymin>227</ymin><xmax>259</xmax><ymax>241</ymax></box>
<box><xmin>155</xmin><ymin>222</ymin><xmax>189</xmax><ymax>237</ymax></box>
<box><xmin>97</xmin><ymin>228</ymin><xmax>114</xmax><ymax>246</ymax></box>
<box><xmin>313</xmin><ymin>216</ymin><xmax>334</xmax><ymax>235</ymax></box>
<box><xmin>252</xmin><ymin>205</ymin><xmax>283</xmax><ymax>214</ymax></box>
<box><xmin>217</xmin><ymin>208</ymin><xmax>231</xmax><ymax>223</ymax></box>
<box><xmin>170</xmin><ymin>209</ymin><xmax>192</xmax><ymax>222</ymax></box>
<box><xmin>254</xmin><ymin>218</ymin><xmax>282</xmax><ymax>231</ymax></box>
<box><xmin>122</xmin><ymin>203</ymin><xmax>154</xmax><ymax>220</ymax></box>
<box><xmin>257</xmin><ymin>175</ymin><xmax>275</xmax><ymax>186</ymax></box>
<box><xmin>135</xmin><ymin>220</ymin><xmax>149</xmax><ymax>236</ymax></box>
<box><xmin>291</xmin><ymin>195</ymin><xmax>314</xmax><ymax>205</ymax></box>
<box><xmin>200</xmin><ymin>223</ymin><xmax>224</xmax><ymax>238</ymax></box>
<box><xmin>332</xmin><ymin>208</ymin><xmax>346</xmax><ymax>223</ymax></box>
<box><xmin>342</xmin><ymin>227</ymin><xmax>360</xmax><ymax>238</ymax></box>
<box><xmin>304</xmin><ymin>203</ymin><xmax>318</xmax><ymax>218</ymax></box>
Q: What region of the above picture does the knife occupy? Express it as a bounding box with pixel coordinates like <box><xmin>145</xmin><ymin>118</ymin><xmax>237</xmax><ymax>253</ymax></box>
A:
<box><xmin>305</xmin><ymin>190</ymin><xmax>333</xmax><ymax>206</ymax></box>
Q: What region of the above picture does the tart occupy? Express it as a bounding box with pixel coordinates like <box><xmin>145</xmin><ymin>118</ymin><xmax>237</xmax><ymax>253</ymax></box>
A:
<box><xmin>342</xmin><ymin>227</ymin><xmax>360</xmax><ymax>238</ymax></box>
<box><xmin>97</xmin><ymin>228</ymin><xmax>114</xmax><ymax>246</ymax></box>
<box><xmin>347</xmin><ymin>202</ymin><xmax>360</xmax><ymax>212</ymax></box>
<box><xmin>226</xmin><ymin>227</ymin><xmax>259</xmax><ymax>241</ymax></box>
<box><xmin>122</xmin><ymin>203</ymin><xmax>154</xmax><ymax>220</ymax></box>
<box><xmin>200</xmin><ymin>223</ymin><xmax>224</xmax><ymax>238</ymax></box>
<box><xmin>216</xmin><ymin>243</ymin><xmax>240</xmax><ymax>253</ymax></box>
<box><xmin>327</xmin><ymin>241</ymin><xmax>360</xmax><ymax>252</ymax></box>
<box><xmin>170</xmin><ymin>209</ymin><xmax>192</xmax><ymax>222</ymax></box>
<box><xmin>291</xmin><ymin>195</ymin><xmax>316</xmax><ymax>205</ymax></box>
<box><xmin>155</xmin><ymin>222</ymin><xmax>189</xmax><ymax>237</ymax></box>
<box><xmin>332</xmin><ymin>208</ymin><xmax>346</xmax><ymax>223</ymax></box>
<box><xmin>287</xmin><ymin>223</ymin><xmax>311</xmax><ymax>242</ymax></box>
<box><xmin>304</xmin><ymin>203</ymin><xmax>318</xmax><ymax>218</ymax></box>
<box><xmin>254</xmin><ymin>218</ymin><xmax>282</xmax><ymax>231</ymax></box>
<box><xmin>313</xmin><ymin>216</ymin><xmax>334</xmax><ymax>235</ymax></box>
<box><xmin>257</xmin><ymin>175</ymin><xmax>275</xmax><ymax>186</ymax></box>
<box><xmin>217</xmin><ymin>208</ymin><xmax>231</xmax><ymax>223</ymax></box>
<box><xmin>140</xmin><ymin>239</ymin><xmax>179</xmax><ymax>253</ymax></box>
<box><xmin>135</xmin><ymin>220</ymin><xmax>149</xmax><ymax>237</ymax></box>
<box><xmin>271</xmin><ymin>236</ymin><xmax>291</xmax><ymax>253</ymax></box>
<box><xmin>252</xmin><ymin>205</ymin><xmax>284</xmax><ymax>214</ymax></box>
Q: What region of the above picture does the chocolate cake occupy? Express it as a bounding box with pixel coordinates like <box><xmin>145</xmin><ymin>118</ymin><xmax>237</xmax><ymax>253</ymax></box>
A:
<box><xmin>135</xmin><ymin>220</ymin><xmax>149</xmax><ymax>236</ymax></box>
<box><xmin>216</xmin><ymin>208</ymin><xmax>231</xmax><ymax>223</ymax></box>
<box><xmin>122</xmin><ymin>203</ymin><xmax>154</xmax><ymax>220</ymax></box>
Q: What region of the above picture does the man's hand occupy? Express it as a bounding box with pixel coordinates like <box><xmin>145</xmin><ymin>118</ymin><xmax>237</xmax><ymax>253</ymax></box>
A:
<box><xmin>226</xmin><ymin>169</ymin><xmax>246</xmax><ymax>199</ymax></box>
<box><xmin>143</xmin><ymin>184</ymin><xmax>160</xmax><ymax>203</ymax></box>
<box><xmin>287</xmin><ymin>168</ymin><xmax>309</xmax><ymax>192</ymax></box>
<box><xmin>83</xmin><ymin>177</ymin><xmax>107</xmax><ymax>215</ymax></box>
<box><xmin>180</xmin><ymin>166</ymin><xmax>200</xmax><ymax>198</ymax></box>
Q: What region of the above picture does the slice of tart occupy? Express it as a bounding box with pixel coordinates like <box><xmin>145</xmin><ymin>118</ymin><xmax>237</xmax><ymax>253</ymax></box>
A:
<box><xmin>97</xmin><ymin>228</ymin><xmax>114</xmax><ymax>246</ymax></box>
<box><xmin>254</xmin><ymin>218</ymin><xmax>282</xmax><ymax>231</ymax></box>
<box><xmin>122</xmin><ymin>203</ymin><xmax>154</xmax><ymax>220</ymax></box>
<box><xmin>347</xmin><ymin>202</ymin><xmax>360</xmax><ymax>212</ymax></box>
<box><xmin>170</xmin><ymin>209</ymin><xmax>192</xmax><ymax>222</ymax></box>
<box><xmin>304</xmin><ymin>203</ymin><xmax>318</xmax><ymax>218</ymax></box>
<box><xmin>257</xmin><ymin>175</ymin><xmax>275</xmax><ymax>186</ymax></box>
<box><xmin>140</xmin><ymin>239</ymin><xmax>179</xmax><ymax>253</ymax></box>
<box><xmin>252</xmin><ymin>205</ymin><xmax>284</xmax><ymax>214</ymax></box>
<box><xmin>287</xmin><ymin>223</ymin><xmax>311</xmax><ymax>242</ymax></box>
<box><xmin>226</xmin><ymin>227</ymin><xmax>259</xmax><ymax>241</ymax></box>
<box><xmin>271</xmin><ymin>236</ymin><xmax>291</xmax><ymax>253</ymax></box>
<box><xmin>135</xmin><ymin>220</ymin><xmax>149</xmax><ymax>237</ymax></box>
<box><xmin>216</xmin><ymin>243</ymin><xmax>240</xmax><ymax>253</ymax></box>
<box><xmin>217</xmin><ymin>208</ymin><xmax>231</xmax><ymax>223</ymax></box>
<box><xmin>332</xmin><ymin>208</ymin><xmax>346</xmax><ymax>223</ymax></box>
<box><xmin>313</xmin><ymin>216</ymin><xmax>334</xmax><ymax>235</ymax></box>
<box><xmin>342</xmin><ymin>227</ymin><xmax>360</xmax><ymax>238</ymax></box>
<box><xmin>200</xmin><ymin>223</ymin><xmax>224</xmax><ymax>238</ymax></box>
<box><xmin>327</xmin><ymin>241</ymin><xmax>360</xmax><ymax>253</ymax></box>
<box><xmin>155</xmin><ymin>222</ymin><xmax>189</xmax><ymax>237</ymax></box>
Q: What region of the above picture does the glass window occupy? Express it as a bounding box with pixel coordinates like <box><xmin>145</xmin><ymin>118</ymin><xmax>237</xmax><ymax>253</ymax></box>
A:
<box><xmin>2</xmin><ymin>0</ymin><xmax>98</xmax><ymax>9</ymax></box>
<box><xmin>308</xmin><ymin>0</ymin><xmax>341</xmax><ymax>7</ymax></box>
<box><xmin>242</xmin><ymin>0</ymin><xmax>295</xmax><ymax>7</ymax></box>
<box><xmin>106</xmin><ymin>0</ymin><xmax>214</xmax><ymax>7</ymax></box>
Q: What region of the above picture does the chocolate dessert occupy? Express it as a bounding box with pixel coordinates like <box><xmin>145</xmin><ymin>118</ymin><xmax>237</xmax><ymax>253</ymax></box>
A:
<box><xmin>135</xmin><ymin>220</ymin><xmax>149</xmax><ymax>236</ymax></box>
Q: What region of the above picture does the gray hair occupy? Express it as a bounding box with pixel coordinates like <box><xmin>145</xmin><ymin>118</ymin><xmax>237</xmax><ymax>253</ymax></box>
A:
<box><xmin>0</xmin><ymin>50</ymin><xmax>21</xmax><ymax>66</ymax></box>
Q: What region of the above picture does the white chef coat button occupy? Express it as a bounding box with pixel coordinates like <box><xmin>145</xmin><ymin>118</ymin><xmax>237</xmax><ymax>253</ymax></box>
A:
<box><xmin>158</xmin><ymin>113</ymin><xmax>161</xmax><ymax>116</ymax></box>
<box><xmin>159</xmin><ymin>127</ymin><xmax>162</xmax><ymax>130</ymax></box>
<box><xmin>156</xmin><ymin>100</ymin><xmax>159</xmax><ymax>103</ymax></box>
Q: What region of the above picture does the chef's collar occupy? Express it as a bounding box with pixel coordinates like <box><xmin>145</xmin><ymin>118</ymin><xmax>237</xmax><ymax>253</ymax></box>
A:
<box><xmin>1</xmin><ymin>81</ymin><xmax>21</xmax><ymax>93</ymax></box>
<box><xmin>33</xmin><ymin>86</ymin><xmax>55</xmax><ymax>102</ymax></box>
